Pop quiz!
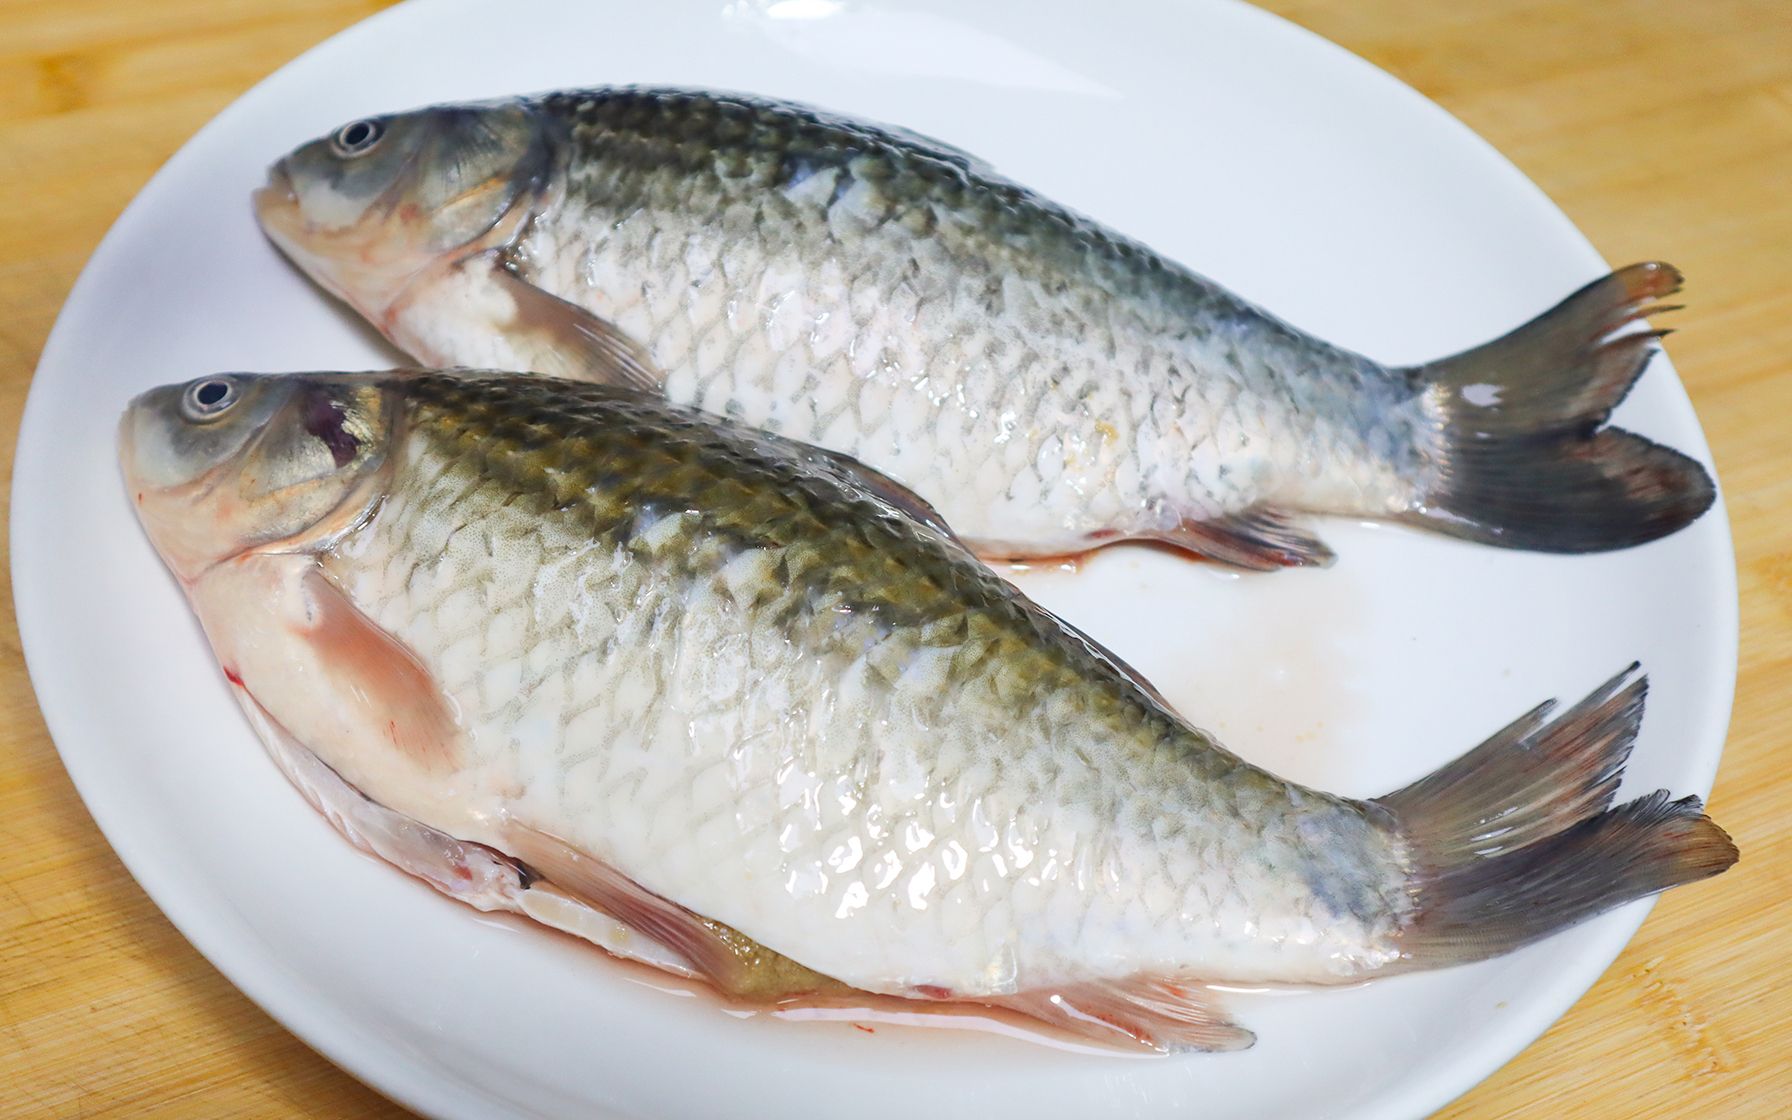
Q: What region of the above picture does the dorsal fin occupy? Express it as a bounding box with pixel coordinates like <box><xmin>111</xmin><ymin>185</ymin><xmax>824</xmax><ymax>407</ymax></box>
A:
<box><xmin>806</xmin><ymin>446</ymin><xmax>965</xmax><ymax>545</ymax></box>
<box><xmin>1049</xmin><ymin>614</ymin><xmax>1177</xmax><ymax>713</ymax></box>
<box><xmin>873</xmin><ymin>122</ymin><xmax>992</xmax><ymax>174</ymax></box>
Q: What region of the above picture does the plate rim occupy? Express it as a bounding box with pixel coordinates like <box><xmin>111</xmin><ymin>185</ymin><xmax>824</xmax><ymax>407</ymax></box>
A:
<box><xmin>10</xmin><ymin>1</ymin><xmax>1741</xmax><ymax>1117</ymax></box>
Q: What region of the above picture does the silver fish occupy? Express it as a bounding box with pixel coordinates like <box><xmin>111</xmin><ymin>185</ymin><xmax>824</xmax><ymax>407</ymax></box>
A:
<box><xmin>255</xmin><ymin>87</ymin><xmax>1713</xmax><ymax>569</ymax></box>
<box><xmin>121</xmin><ymin>369</ymin><xmax>1735</xmax><ymax>1050</ymax></box>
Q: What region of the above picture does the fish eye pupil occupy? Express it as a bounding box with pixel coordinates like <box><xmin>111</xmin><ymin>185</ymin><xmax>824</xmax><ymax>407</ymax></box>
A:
<box><xmin>336</xmin><ymin>120</ymin><xmax>381</xmax><ymax>152</ymax></box>
<box><xmin>184</xmin><ymin>378</ymin><xmax>238</xmax><ymax>419</ymax></box>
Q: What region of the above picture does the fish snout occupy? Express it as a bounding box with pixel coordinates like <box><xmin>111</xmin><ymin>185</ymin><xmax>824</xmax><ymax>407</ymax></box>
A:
<box><xmin>118</xmin><ymin>383</ymin><xmax>216</xmax><ymax>582</ymax></box>
<box><xmin>118</xmin><ymin>384</ymin><xmax>186</xmax><ymax>493</ymax></box>
<box><xmin>253</xmin><ymin>157</ymin><xmax>296</xmax><ymax>213</ymax></box>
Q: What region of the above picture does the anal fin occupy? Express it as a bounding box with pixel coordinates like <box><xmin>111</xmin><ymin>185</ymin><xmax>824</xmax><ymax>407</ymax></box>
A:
<box><xmin>989</xmin><ymin>977</ymin><xmax>1254</xmax><ymax>1053</ymax></box>
<box><xmin>490</xmin><ymin>253</ymin><xmax>664</xmax><ymax>392</ymax></box>
<box><xmin>1147</xmin><ymin>507</ymin><xmax>1336</xmax><ymax>571</ymax></box>
<box><xmin>503</xmin><ymin>822</ymin><xmax>845</xmax><ymax>1001</ymax></box>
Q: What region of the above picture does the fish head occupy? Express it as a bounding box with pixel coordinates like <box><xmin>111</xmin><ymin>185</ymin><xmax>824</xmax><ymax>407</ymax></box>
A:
<box><xmin>121</xmin><ymin>373</ymin><xmax>393</xmax><ymax>582</ymax></box>
<box><xmin>254</xmin><ymin>102</ymin><xmax>555</xmax><ymax>323</ymax></box>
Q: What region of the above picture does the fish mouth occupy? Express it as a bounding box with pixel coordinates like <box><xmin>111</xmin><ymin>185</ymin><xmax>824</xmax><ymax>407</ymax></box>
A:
<box><xmin>251</xmin><ymin>160</ymin><xmax>299</xmax><ymax>230</ymax></box>
<box><xmin>117</xmin><ymin>384</ymin><xmax>175</xmax><ymax>494</ymax></box>
<box><xmin>117</xmin><ymin>397</ymin><xmax>143</xmax><ymax>493</ymax></box>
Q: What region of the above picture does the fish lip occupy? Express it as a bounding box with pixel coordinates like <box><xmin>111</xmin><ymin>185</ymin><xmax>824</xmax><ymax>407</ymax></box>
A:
<box><xmin>265</xmin><ymin>158</ymin><xmax>296</xmax><ymax>201</ymax></box>
<box><xmin>251</xmin><ymin>159</ymin><xmax>298</xmax><ymax>228</ymax></box>
<box><xmin>116</xmin><ymin>397</ymin><xmax>142</xmax><ymax>491</ymax></box>
<box><xmin>116</xmin><ymin>384</ymin><xmax>173</xmax><ymax>496</ymax></box>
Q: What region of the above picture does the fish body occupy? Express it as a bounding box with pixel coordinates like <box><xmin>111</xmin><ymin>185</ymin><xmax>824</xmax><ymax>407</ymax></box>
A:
<box><xmin>256</xmin><ymin>88</ymin><xmax>1713</xmax><ymax>568</ymax></box>
<box><xmin>121</xmin><ymin>370</ymin><xmax>1734</xmax><ymax>1050</ymax></box>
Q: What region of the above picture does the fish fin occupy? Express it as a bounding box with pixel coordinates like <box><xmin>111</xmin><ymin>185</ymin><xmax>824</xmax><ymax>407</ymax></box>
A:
<box><xmin>1376</xmin><ymin>665</ymin><xmax>1737</xmax><ymax>968</ymax></box>
<box><xmin>806</xmin><ymin>446</ymin><xmax>965</xmax><ymax>544</ymax></box>
<box><xmin>1048</xmin><ymin>616</ymin><xmax>1176</xmax><ymax>712</ymax></box>
<box><xmin>989</xmin><ymin>978</ymin><xmax>1254</xmax><ymax>1053</ymax></box>
<box><xmin>1405</xmin><ymin>262</ymin><xmax>1713</xmax><ymax>552</ymax></box>
<box><xmin>236</xmin><ymin>695</ymin><xmax>698</xmax><ymax>975</ymax></box>
<box><xmin>1146</xmin><ymin>506</ymin><xmax>1336</xmax><ymax>570</ymax></box>
<box><xmin>503</xmin><ymin>823</ymin><xmax>843</xmax><ymax>1000</ymax></box>
<box><xmin>234</xmin><ymin>692</ymin><xmax>527</xmax><ymax>909</ymax></box>
<box><xmin>876</xmin><ymin>124</ymin><xmax>992</xmax><ymax>175</ymax></box>
<box><xmin>1381</xmin><ymin>666</ymin><xmax>1646</xmax><ymax>860</ymax></box>
<box><xmin>514</xmin><ymin>882</ymin><xmax>701</xmax><ymax>979</ymax></box>
<box><xmin>298</xmin><ymin>568</ymin><xmax>460</xmax><ymax>772</ymax></box>
<box><xmin>489</xmin><ymin>256</ymin><xmax>664</xmax><ymax>392</ymax></box>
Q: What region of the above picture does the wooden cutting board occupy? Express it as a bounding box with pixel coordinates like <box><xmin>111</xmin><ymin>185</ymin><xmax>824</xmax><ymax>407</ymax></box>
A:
<box><xmin>1</xmin><ymin>1</ymin><xmax>1785</xmax><ymax>1115</ymax></box>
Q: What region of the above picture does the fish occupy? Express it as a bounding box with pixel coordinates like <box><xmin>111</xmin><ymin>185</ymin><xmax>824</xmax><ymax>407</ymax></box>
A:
<box><xmin>120</xmin><ymin>368</ymin><xmax>1735</xmax><ymax>1051</ymax></box>
<box><xmin>253</xmin><ymin>86</ymin><xmax>1715</xmax><ymax>571</ymax></box>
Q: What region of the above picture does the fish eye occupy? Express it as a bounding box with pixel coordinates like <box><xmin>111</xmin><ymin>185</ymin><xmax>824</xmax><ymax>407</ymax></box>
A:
<box><xmin>330</xmin><ymin>119</ymin><xmax>384</xmax><ymax>158</ymax></box>
<box><xmin>181</xmin><ymin>377</ymin><xmax>240</xmax><ymax>421</ymax></box>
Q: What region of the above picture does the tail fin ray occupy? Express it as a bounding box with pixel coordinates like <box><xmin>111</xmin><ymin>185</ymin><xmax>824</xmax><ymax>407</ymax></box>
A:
<box><xmin>1404</xmin><ymin>262</ymin><xmax>1714</xmax><ymax>552</ymax></box>
<box><xmin>1380</xmin><ymin>666</ymin><xmax>1643</xmax><ymax>862</ymax></box>
<box><xmin>1396</xmin><ymin>792</ymin><xmax>1735</xmax><ymax>965</ymax></box>
<box><xmin>1376</xmin><ymin>666</ymin><xmax>1737</xmax><ymax>969</ymax></box>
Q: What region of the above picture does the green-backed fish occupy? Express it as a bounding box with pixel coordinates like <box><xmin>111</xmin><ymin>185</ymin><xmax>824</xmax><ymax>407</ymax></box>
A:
<box><xmin>121</xmin><ymin>369</ymin><xmax>1735</xmax><ymax>1050</ymax></box>
<box><xmin>254</xmin><ymin>87</ymin><xmax>1712</xmax><ymax>570</ymax></box>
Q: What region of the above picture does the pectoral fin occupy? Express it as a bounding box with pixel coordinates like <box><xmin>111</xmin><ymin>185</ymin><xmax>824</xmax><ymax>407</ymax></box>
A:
<box><xmin>490</xmin><ymin>255</ymin><xmax>664</xmax><ymax>392</ymax></box>
<box><xmin>298</xmin><ymin>567</ymin><xmax>461</xmax><ymax>772</ymax></box>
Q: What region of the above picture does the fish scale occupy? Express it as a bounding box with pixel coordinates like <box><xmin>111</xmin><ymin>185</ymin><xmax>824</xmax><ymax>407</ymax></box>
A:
<box><xmin>311</xmin><ymin>374</ymin><xmax>1416</xmax><ymax>993</ymax></box>
<box><xmin>480</xmin><ymin>88</ymin><xmax>1410</xmax><ymax>554</ymax></box>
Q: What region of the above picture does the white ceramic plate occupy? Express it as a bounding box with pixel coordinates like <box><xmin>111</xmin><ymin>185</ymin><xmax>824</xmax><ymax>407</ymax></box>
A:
<box><xmin>13</xmin><ymin>0</ymin><xmax>1737</xmax><ymax>1116</ymax></box>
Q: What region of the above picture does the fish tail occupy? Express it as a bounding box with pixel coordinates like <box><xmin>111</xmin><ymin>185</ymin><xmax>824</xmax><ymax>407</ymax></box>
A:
<box><xmin>1402</xmin><ymin>262</ymin><xmax>1714</xmax><ymax>552</ymax></box>
<box><xmin>1375</xmin><ymin>665</ymin><xmax>1736</xmax><ymax>967</ymax></box>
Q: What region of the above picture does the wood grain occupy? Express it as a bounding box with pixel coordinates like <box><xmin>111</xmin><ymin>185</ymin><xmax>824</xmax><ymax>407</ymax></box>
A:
<box><xmin>1</xmin><ymin>1</ymin><xmax>1786</xmax><ymax>1116</ymax></box>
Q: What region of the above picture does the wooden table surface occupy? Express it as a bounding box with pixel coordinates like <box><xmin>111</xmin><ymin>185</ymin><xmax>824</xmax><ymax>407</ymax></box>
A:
<box><xmin>2</xmin><ymin>1</ymin><xmax>1787</xmax><ymax>1116</ymax></box>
